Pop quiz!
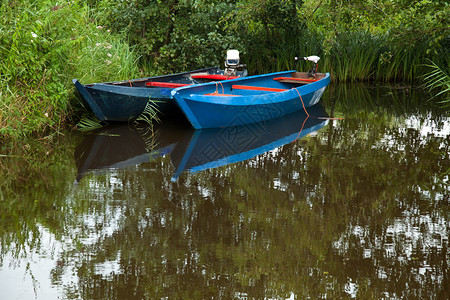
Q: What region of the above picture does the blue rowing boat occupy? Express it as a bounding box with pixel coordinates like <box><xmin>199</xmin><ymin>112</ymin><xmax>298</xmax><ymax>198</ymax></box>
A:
<box><xmin>171</xmin><ymin>70</ymin><xmax>330</xmax><ymax>129</ymax></box>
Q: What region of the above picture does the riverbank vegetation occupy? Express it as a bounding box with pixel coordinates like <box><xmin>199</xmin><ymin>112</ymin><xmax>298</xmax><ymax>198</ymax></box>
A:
<box><xmin>0</xmin><ymin>0</ymin><xmax>140</xmax><ymax>141</ymax></box>
<box><xmin>1</xmin><ymin>0</ymin><xmax>449</xmax><ymax>140</ymax></box>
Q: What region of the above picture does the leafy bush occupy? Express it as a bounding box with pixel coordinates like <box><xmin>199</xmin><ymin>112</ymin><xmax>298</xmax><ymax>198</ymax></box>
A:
<box><xmin>96</xmin><ymin>0</ymin><xmax>242</xmax><ymax>73</ymax></box>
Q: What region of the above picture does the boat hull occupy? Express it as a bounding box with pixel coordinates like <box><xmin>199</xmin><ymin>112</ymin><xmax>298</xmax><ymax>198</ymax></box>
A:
<box><xmin>73</xmin><ymin>67</ymin><xmax>245</xmax><ymax>122</ymax></box>
<box><xmin>171</xmin><ymin>71</ymin><xmax>331</xmax><ymax>129</ymax></box>
<box><xmin>73</xmin><ymin>80</ymin><xmax>176</xmax><ymax>122</ymax></box>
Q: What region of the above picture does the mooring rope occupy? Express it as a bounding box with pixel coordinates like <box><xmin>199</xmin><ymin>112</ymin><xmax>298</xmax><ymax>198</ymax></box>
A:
<box><xmin>293</xmin><ymin>87</ymin><xmax>344</xmax><ymax>142</ymax></box>
<box><xmin>294</xmin><ymin>88</ymin><xmax>344</xmax><ymax>121</ymax></box>
<box><xmin>293</xmin><ymin>114</ymin><xmax>310</xmax><ymax>142</ymax></box>
<box><xmin>211</xmin><ymin>81</ymin><xmax>225</xmax><ymax>95</ymax></box>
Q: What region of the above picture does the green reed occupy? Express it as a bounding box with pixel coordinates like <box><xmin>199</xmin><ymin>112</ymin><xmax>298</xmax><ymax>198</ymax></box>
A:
<box><xmin>135</xmin><ymin>100</ymin><xmax>161</xmax><ymax>126</ymax></box>
<box><xmin>76</xmin><ymin>115</ymin><xmax>104</xmax><ymax>132</ymax></box>
<box><xmin>243</xmin><ymin>29</ymin><xmax>447</xmax><ymax>89</ymax></box>
<box><xmin>422</xmin><ymin>60</ymin><xmax>450</xmax><ymax>106</ymax></box>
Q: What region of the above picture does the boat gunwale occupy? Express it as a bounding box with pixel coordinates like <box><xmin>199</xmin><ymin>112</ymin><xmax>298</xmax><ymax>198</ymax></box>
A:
<box><xmin>173</xmin><ymin>72</ymin><xmax>331</xmax><ymax>106</ymax></box>
<box><xmin>77</xmin><ymin>66</ymin><xmax>221</xmax><ymax>86</ymax></box>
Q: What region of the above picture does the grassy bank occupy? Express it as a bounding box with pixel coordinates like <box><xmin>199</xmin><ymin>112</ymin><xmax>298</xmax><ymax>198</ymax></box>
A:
<box><xmin>0</xmin><ymin>0</ymin><xmax>141</xmax><ymax>141</ymax></box>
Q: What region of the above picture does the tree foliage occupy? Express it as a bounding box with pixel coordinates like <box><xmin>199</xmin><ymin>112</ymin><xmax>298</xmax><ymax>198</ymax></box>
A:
<box><xmin>301</xmin><ymin>0</ymin><xmax>449</xmax><ymax>45</ymax></box>
<box><xmin>96</xmin><ymin>0</ymin><xmax>449</xmax><ymax>83</ymax></box>
<box><xmin>96</xmin><ymin>0</ymin><xmax>242</xmax><ymax>72</ymax></box>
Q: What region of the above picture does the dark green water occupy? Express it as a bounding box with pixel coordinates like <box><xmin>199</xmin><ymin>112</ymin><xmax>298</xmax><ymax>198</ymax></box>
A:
<box><xmin>0</xmin><ymin>84</ymin><xmax>448</xmax><ymax>299</ymax></box>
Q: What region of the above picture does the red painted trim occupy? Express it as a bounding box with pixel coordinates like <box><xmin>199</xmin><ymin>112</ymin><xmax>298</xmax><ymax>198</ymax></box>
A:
<box><xmin>146</xmin><ymin>82</ymin><xmax>190</xmax><ymax>88</ymax></box>
<box><xmin>232</xmin><ymin>85</ymin><xmax>288</xmax><ymax>92</ymax></box>
<box><xmin>273</xmin><ymin>77</ymin><xmax>318</xmax><ymax>82</ymax></box>
<box><xmin>203</xmin><ymin>93</ymin><xmax>237</xmax><ymax>96</ymax></box>
<box><xmin>191</xmin><ymin>74</ymin><xmax>239</xmax><ymax>80</ymax></box>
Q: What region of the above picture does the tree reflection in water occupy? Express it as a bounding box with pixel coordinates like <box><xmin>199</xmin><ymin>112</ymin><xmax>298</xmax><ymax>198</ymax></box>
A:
<box><xmin>0</xmin><ymin>84</ymin><xmax>448</xmax><ymax>299</ymax></box>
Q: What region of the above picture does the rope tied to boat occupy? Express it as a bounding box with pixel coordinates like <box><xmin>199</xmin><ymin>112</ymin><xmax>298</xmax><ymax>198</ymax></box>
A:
<box><xmin>293</xmin><ymin>87</ymin><xmax>344</xmax><ymax>142</ymax></box>
<box><xmin>293</xmin><ymin>88</ymin><xmax>343</xmax><ymax>121</ymax></box>
<box><xmin>211</xmin><ymin>81</ymin><xmax>225</xmax><ymax>95</ymax></box>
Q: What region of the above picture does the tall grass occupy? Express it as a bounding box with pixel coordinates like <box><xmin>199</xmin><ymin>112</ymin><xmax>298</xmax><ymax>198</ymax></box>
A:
<box><xmin>374</xmin><ymin>40</ymin><xmax>429</xmax><ymax>83</ymax></box>
<box><xmin>242</xmin><ymin>29</ymin><xmax>447</xmax><ymax>89</ymax></box>
<box><xmin>324</xmin><ymin>32</ymin><xmax>382</xmax><ymax>82</ymax></box>
<box><xmin>323</xmin><ymin>33</ymin><xmax>436</xmax><ymax>83</ymax></box>
<box><xmin>71</xmin><ymin>25</ymin><xmax>141</xmax><ymax>84</ymax></box>
<box><xmin>0</xmin><ymin>0</ymin><xmax>141</xmax><ymax>141</ymax></box>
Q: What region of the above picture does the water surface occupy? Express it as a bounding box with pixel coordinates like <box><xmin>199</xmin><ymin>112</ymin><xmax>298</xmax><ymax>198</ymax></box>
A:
<box><xmin>0</xmin><ymin>84</ymin><xmax>448</xmax><ymax>299</ymax></box>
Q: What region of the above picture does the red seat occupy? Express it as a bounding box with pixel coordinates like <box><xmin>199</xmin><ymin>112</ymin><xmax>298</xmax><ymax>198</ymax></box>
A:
<box><xmin>273</xmin><ymin>77</ymin><xmax>318</xmax><ymax>83</ymax></box>
<box><xmin>203</xmin><ymin>93</ymin><xmax>238</xmax><ymax>96</ymax></box>
<box><xmin>146</xmin><ymin>82</ymin><xmax>190</xmax><ymax>88</ymax></box>
<box><xmin>191</xmin><ymin>74</ymin><xmax>239</xmax><ymax>80</ymax></box>
<box><xmin>232</xmin><ymin>85</ymin><xmax>288</xmax><ymax>92</ymax></box>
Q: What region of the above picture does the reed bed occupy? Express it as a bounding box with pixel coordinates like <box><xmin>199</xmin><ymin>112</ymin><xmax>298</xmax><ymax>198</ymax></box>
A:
<box><xmin>242</xmin><ymin>30</ymin><xmax>448</xmax><ymax>88</ymax></box>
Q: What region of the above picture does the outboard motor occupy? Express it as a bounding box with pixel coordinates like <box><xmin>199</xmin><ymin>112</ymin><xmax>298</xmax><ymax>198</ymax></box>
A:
<box><xmin>224</xmin><ymin>50</ymin><xmax>247</xmax><ymax>77</ymax></box>
<box><xmin>295</xmin><ymin>55</ymin><xmax>320</xmax><ymax>78</ymax></box>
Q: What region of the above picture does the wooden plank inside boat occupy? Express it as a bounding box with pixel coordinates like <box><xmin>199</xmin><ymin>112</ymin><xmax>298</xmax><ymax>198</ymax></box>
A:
<box><xmin>273</xmin><ymin>72</ymin><xmax>326</xmax><ymax>84</ymax></box>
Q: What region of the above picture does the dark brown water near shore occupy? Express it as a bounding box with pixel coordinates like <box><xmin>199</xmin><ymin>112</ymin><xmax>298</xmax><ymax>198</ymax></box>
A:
<box><xmin>1</xmin><ymin>84</ymin><xmax>448</xmax><ymax>299</ymax></box>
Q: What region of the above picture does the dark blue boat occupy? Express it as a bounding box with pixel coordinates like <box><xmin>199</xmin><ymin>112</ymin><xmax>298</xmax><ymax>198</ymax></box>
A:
<box><xmin>73</xmin><ymin>67</ymin><xmax>247</xmax><ymax>122</ymax></box>
<box><xmin>171</xmin><ymin>70</ymin><xmax>330</xmax><ymax>129</ymax></box>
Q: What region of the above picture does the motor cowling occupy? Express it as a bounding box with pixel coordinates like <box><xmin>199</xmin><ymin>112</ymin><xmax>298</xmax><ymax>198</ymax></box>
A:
<box><xmin>224</xmin><ymin>50</ymin><xmax>246</xmax><ymax>76</ymax></box>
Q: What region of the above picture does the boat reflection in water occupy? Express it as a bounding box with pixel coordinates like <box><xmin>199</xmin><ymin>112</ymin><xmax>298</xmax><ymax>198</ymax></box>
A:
<box><xmin>75</xmin><ymin>104</ymin><xmax>329</xmax><ymax>181</ymax></box>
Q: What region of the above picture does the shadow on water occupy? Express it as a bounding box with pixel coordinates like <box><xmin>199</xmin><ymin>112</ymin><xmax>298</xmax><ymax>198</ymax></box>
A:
<box><xmin>0</xmin><ymin>84</ymin><xmax>448</xmax><ymax>299</ymax></box>
<box><xmin>75</xmin><ymin>104</ymin><xmax>329</xmax><ymax>182</ymax></box>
